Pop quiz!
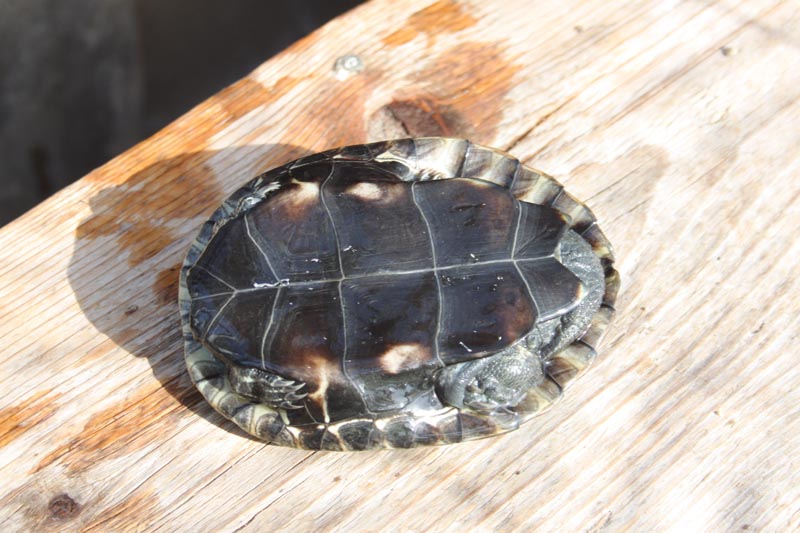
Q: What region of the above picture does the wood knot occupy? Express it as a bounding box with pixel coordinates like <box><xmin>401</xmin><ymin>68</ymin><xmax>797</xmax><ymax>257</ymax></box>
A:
<box><xmin>48</xmin><ymin>493</ymin><xmax>81</xmax><ymax>520</ymax></box>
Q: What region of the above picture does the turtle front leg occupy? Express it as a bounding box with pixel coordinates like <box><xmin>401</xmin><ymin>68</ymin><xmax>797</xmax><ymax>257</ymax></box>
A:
<box><xmin>227</xmin><ymin>364</ymin><xmax>308</xmax><ymax>410</ymax></box>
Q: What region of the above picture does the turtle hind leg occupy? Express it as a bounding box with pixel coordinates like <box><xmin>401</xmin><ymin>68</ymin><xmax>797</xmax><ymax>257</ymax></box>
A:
<box><xmin>435</xmin><ymin>343</ymin><xmax>545</xmax><ymax>412</ymax></box>
<box><xmin>227</xmin><ymin>365</ymin><xmax>307</xmax><ymax>410</ymax></box>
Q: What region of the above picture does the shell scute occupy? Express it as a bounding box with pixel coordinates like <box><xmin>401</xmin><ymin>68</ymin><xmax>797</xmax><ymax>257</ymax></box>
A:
<box><xmin>412</xmin><ymin>177</ymin><xmax>518</xmax><ymax>266</ymax></box>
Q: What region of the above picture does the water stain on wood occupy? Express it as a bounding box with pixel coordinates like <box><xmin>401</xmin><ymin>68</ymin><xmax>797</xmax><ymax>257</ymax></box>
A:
<box><xmin>383</xmin><ymin>0</ymin><xmax>477</xmax><ymax>46</ymax></box>
<box><xmin>33</xmin><ymin>380</ymin><xmax>190</xmax><ymax>475</ymax></box>
<box><xmin>0</xmin><ymin>389</ymin><xmax>62</xmax><ymax>448</ymax></box>
<box><xmin>67</xmin><ymin>147</ymin><xmax>308</xmax><ymax>440</ymax></box>
<box><xmin>276</xmin><ymin>24</ymin><xmax>514</xmax><ymax>148</ymax></box>
<box><xmin>370</xmin><ymin>42</ymin><xmax>521</xmax><ymax>142</ymax></box>
<box><xmin>281</xmin><ymin>71</ymin><xmax>384</xmax><ymax>149</ymax></box>
<box><xmin>212</xmin><ymin>76</ymin><xmax>305</xmax><ymax>121</ymax></box>
<box><xmin>416</xmin><ymin>42</ymin><xmax>521</xmax><ymax>141</ymax></box>
<box><xmin>290</xmin><ymin>40</ymin><xmax>519</xmax><ymax>151</ymax></box>
<box><xmin>83</xmin><ymin>489</ymin><xmax>162</xmax><ymax>531</ymax></box>
<box><xmin>75</xmin><ymin>156</ymin><xmax>223</xmax><ymax>268</ymax></box>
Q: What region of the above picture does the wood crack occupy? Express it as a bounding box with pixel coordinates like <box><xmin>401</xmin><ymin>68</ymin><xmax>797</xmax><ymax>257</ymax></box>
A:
<box><xmin>505</xmin><ymin>94</ymin><xmax>578</xmax><ymax>154</ymax></box>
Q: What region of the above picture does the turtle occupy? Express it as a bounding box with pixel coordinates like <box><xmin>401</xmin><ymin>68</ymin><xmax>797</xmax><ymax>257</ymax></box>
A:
<box><xmin>178</xmin><ymin>138</ymin><xmax>619</xmax><ymax>450</ymax></box>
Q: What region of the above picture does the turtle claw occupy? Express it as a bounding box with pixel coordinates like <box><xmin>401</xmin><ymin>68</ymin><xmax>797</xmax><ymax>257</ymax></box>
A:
<box><xmin>285</xmin><ymin>390</ymin><xmax>308</xmax><ymax>402</ymax></box>
<box><xmin>227</xmin><ymin>364</ymin><xmax>308</xmax><ymax>410</ymax></box>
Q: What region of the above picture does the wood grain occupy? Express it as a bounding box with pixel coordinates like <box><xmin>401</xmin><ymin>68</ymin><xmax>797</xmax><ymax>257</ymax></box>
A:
<box><xmin>2</xmin><ymin>0</ymin><xmax>799</xmax><ymax>530</ymax></box>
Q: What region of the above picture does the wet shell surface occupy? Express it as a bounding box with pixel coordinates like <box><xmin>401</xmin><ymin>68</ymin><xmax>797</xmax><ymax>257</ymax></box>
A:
<box><xmin>179</xmin><ymin>138</ymin><xmax>619</xmax><ymax>450</ymax></box>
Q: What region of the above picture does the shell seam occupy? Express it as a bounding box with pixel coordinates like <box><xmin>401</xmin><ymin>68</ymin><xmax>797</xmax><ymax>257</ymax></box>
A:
<box><xmin>195</xmin><ymin>256</ymin><xmax>556</xmax><ymax>297</ymax></box>
<box><xmin>260</xmin><ymin>287</ymin><xmax>282</xmax><ymax>370</ymax></box>
<box><xmin>193</xmin><ymin>265</ymin><xmax>236</xmax><ymax>291</ymax></box>
<box><xmin>410</xmin><ymin>181</ymin><xmax>445</xmax><ymax>368</ymax></box>
<box><xmin>244</xmin><ymin>214</ymin><xmax>280</xmax><ymax>281</ymax></box>
<box><xmin>510</xmin><ymin>201</ymin><xmax>541</xmax><ymax>320</ymax></box>
<box><xmin>319</xmin><ymin>162</ymin><xmax>371</xmax><ymax>419</ymax></box>
<box><xmin>202</xmin><ymin>294</ymin><xmax>236</xmax><ymax>343</ymax></box>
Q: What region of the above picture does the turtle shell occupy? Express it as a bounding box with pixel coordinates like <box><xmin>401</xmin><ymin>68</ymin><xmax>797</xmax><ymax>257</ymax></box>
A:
<box><xmin>179</xmin><ymin>138</ymin><xmax>619</xmax><ymax>450</ymax></box>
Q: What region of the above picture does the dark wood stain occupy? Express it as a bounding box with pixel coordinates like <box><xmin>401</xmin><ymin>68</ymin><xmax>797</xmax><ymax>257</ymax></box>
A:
<box><xmin>281</xmin><ymin>42</ymin><xmax>518</xmax><ymax>154</ymax></box>
<box><xmin>383</xmin><ymin>0</ymin><xmax>478</xmax><ymax>46</ymax></box>
<box><xmin>48</xmin><ymin>493</ymin><xmax>81</xmax><ymax>521</ymax></box>
<box><xmin>377</xmin><ymin>97</ymin><xmax>471</xmax><ymax>137</ymax></box>
<box><xmin>415</xmin><ymin>42</ymin><xmax>522</xmax><ymax>142</ymax></box>
<box><xmin>154</xmin><ymin>264</ymin><xmax>181</xmax><ymax>306</ymax></box>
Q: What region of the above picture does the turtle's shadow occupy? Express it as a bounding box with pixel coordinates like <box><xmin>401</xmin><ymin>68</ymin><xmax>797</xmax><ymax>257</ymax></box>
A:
<box><xmin>67</xmin><ymin>144</ymin><xmax>311</xmax><ymax>439</ymax></box>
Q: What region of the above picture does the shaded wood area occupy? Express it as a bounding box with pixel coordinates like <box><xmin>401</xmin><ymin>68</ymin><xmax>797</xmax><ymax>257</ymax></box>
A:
<box><xmin>1</xmin><ymin>0</ymin><xmax>799</xmax><ymax>530</ymax></box>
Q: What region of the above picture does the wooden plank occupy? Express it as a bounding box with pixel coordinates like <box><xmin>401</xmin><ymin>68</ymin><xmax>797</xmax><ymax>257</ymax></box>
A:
<box><xmin>1</xmin><ymin>0</ymin><xmax>799</xmax><ymax>530</ymax></box>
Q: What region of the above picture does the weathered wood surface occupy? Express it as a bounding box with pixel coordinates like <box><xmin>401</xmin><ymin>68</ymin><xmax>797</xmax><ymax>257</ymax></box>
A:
<box><xmin>1</xmin><ymin>0</ymin><xmax>799</xmax><ymax>530</ymax></box>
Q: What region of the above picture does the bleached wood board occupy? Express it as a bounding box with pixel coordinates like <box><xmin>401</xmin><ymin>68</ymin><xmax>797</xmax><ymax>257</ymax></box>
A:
<box><xmin>1</xmin><ymin>0</ymin><xmax>799</xmax><ymax>530</ymax></box>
